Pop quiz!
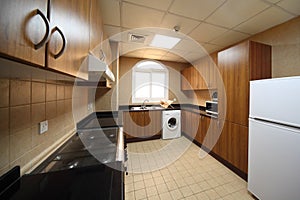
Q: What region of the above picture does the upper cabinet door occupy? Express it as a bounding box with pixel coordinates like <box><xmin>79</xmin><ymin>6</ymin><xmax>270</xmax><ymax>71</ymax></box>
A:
<box><xmin>218</xmin><ymin>41</ymin><xmax>249</xmax><ymax>126</ymax></box>
<box><xmin>0</xmin><ymin>0</ymin><xmax>48</xmax><ymax>66</ymax></box>
<box><xmin>89</xmin><ymin>0</ymin><xmax>103</xmax><ymax>53</ymax></box>
<box><xmin>181</xmin><ymin>67</ymin><xmax>192</xmax><ymax>90</ymax></box>
<box><xmin>47</xmin><ymin>0</ymin><xmax>90</xmax><ymax>79</ymax></box>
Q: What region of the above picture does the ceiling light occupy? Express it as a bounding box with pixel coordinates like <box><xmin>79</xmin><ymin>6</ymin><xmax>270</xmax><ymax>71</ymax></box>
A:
<box><xmin>150</xmin><ymin>34</ymin><xmax>181</xmax><ymax>49</ymax></box>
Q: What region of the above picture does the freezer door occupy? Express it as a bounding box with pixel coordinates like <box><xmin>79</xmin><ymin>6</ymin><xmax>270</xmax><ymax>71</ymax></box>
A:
<box><xmin>249</xmin><ymin>76</ymin><xmax>300</xmax><ymax>127</ymax></box>
<box><xmin>248</xmin><ymin>119</ymin><xmax>300</xmax><ymax>200</ymax></box>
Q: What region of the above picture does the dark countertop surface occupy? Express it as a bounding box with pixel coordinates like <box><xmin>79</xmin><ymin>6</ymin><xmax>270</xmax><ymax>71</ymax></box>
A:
<box><xmin>118</xmin><ymin>104</ymin><xmax>182</xmax><ymax>111</ymax></box>
<box><xmin>1</xmin><ymin>163</ymin><xmax>122</xmax><ymax>200</ymax></box>
<box><xmin>77</xmin><ymin>112</ymin><xmax>121</xmax><ymax>130</ymax></box>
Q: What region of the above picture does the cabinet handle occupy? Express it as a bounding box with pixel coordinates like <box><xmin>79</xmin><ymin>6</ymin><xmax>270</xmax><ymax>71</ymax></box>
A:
<box><xmin>52</xmin><ymin>26</ymin><xmax>67</xmax><ymax>59</ymax></box>
<box><xmin>34</xmin><ymin>9</ymin><xmax>50</xmax><ymax>50</ymax></box>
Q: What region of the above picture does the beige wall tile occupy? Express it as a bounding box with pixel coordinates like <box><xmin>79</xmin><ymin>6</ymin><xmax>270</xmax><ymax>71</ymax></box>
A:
<box><xmin>0</xmin><ymin>108</ymin><xmax>9</xmax><ymax>137</ymax></box>
<box><xmin>1</xmin><ymin>65</ymin><xmax>77</xmax><ymax>176</ymax></box>
<box><xmin>44</xmin><ymin>118</ymin><xmax>56</xmax><ymax>144</ymax></box>
<box><xmin>10</xmin><ymin>128</ymin><xmax>32</xmax><ymax>162</ymax></box>
<box><xmin>64</xmin><ymin>85</ymin><xmax>73</xmax><ymax>99</ymax></box>
<box><xmin>46</xmin><ymin>84</ymin><xmax>57</xmax><ymax>102</ymax></box>
<box><xmin>46</xmin><ymin>101</ymin><xmax>57</xmax><ymax>120</ymax></box>
<box><xmin>10</xmin><ymin>105</ymin><xmax>31</xmax><ymax>133</ymax></box>
<box><xmin>10</xmin><ymin>80</ymin><xmax>31</xmax><ymax>106</ymax></box>
<box><xmin>0</xmin><ymin>79</ymin><xmax>9</xmax><ymax>107</ymax></box>
<box><xmin>57</xmin><ymin>100</ymin><xmax>65</xmax><ymax>116</ymax></box>
<box><xmin>32</xmin><ymin>82</ymin><xmax>46</xmax><ymax>103</ymax></box>
<box><xmin>0</xmin><ymin>135</ymin><xmax>9</xmax><ymax>169</ymax></box>
<box><xmin>57</xmin><ymin>85</ymin><xmax>65</xmax><ymax>100</ymax></box>
<box><xmin>10</xmin><ymin>150</ymin><xmax>33</xmax><ymax>173</ymax></box>
<box><xmin>64</xmin><ymin>99</ymin><xmax>72</xmax><ymax>113</ymax></box>
<box><xmin>57</xmin><ymin>115</ymin><xmax>65</xmax><ymax>130</ymax></box>
<box><xmin>31</xmin><ymin>125</ymin><xmax>45</xmax><ymax>148</ymax></box>
<box><xmin>0</xmin><ymin>165</ymin><xmax>9</xmax><ymax>177</ymax></box>
<box><xmin>47</xmin><ymin>118</ymin><xmax>58</xmax><ymax>136</ymax></box>
<box><xmin>31</xmin><ymin>103</ymin><xmax>45</xmax><ymax>125</ymax></box>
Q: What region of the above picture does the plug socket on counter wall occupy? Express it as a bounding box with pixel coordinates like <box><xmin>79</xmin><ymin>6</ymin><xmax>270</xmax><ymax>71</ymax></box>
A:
<box><xmin>39</xmin><ymin>120</ymin><xmax>48</xmax><ymax>134</ymax></box>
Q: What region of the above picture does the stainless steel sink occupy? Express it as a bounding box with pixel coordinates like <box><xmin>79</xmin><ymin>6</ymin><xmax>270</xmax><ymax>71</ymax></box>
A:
<box><xmin>130</xmin><ymin>106</ymin><xmax>164</xmax><ymax>111</ymax></box>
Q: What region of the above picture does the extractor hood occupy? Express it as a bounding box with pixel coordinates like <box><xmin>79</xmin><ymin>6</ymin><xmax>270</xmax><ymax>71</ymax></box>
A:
<box><xmin>85</xmin><ymin>53</ymin><xmax>115</xmax><ymax>82</ymax></box>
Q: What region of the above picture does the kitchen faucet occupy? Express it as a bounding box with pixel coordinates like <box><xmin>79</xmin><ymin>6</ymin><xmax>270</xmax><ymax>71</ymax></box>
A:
<box><xmin>141</xmin><ymin>99</ymin><xmax>149</xmax><ymax>109</ymax></box>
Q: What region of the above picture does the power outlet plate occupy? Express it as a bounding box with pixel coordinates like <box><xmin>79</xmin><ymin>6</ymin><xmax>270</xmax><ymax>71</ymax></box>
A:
<box><xmin>88</xmin><ymin>103</ymin><xmax>93</xmax><ymax>111</ymax></box>
<box><xmin>39</xmin><ymin>120</ymin><xmax>48</xmax><ymax>134</ymax></box>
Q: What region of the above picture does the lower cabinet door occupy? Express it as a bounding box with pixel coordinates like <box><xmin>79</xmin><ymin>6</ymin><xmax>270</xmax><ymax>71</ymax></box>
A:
<box><xmin>144</xmin><ymin>111</ymin><xmax>162</xmax><ymax>138</ymax></box>
<box><xmin>123</xmin><ymin>111</ymin><xmax>144</xmax><ymax>139</ymax></box>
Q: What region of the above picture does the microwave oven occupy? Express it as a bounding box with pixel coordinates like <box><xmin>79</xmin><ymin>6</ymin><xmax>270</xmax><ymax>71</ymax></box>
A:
<box><xmin>205</xmin><ymin>101</ymin><xmax>218</xmax><ymax>117</ymax></box>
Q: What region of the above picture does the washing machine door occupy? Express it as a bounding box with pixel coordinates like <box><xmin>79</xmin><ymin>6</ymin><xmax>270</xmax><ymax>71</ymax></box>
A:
<box><xmin>167</xmin><ymin>117</ymin><xmax>178</xmax><ymax>130</ymax></box>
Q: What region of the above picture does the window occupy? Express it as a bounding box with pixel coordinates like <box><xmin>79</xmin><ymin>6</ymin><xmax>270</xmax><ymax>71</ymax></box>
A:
<box><xmin>132</xmin><ymin>60</ymin><xmax>168</xmax><ymax>103</ymax></box>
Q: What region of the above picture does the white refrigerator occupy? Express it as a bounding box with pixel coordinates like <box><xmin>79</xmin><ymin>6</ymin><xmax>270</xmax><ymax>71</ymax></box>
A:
<box><xmin>248</xmin><ymin>76</ymin><xmax>300</xmax><ymax>200</ymax></box>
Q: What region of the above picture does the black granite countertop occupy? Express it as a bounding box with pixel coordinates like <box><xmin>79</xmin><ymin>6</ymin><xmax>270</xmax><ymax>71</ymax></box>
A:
<box><xmin>1</xmin><ymin>163</ymin><xmax>123</xmax><ymax>200</ymax></box>
<box><xmin>118</xmin><ymin>104</ymin><xmax>182</xmax><ymax>111</ymax></box>
<box><xmin>77</xmin><ymin>112</ymin><xmax>121</xmax><ymax>130</ymax></box>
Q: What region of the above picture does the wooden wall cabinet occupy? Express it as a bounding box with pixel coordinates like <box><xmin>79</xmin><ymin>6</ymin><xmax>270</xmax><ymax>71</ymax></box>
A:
<box><xmin>123</xmin><ymin>111</ymin><xmax>162</xmax><ymax>139</ymax></box>
<box><xmin>47</xmin><ymin>0</ymin><xmax>91</xmax><ymax>79</ymax></box>
<box><xmin>0</xmin><ymin>0</ymin><xmax>48</xmax><ymax>66</ymax></box>
<box><xmin>181</xmin><ymin>67</ymin><xmax>192</xmax><ymax>90</ymax></box>
<box><xmin>181</xmin><ymin>54</ymin><xmax>218</xmax><ymax>91</ymax></box>
<box><xmin>0</xmin><ymin>0</ymin><xmax>106</xmax><ymax>80</ymax></box>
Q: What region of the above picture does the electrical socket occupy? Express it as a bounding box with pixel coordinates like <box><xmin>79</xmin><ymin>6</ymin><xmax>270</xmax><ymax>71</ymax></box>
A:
<box><xmin>39</xmin><ymin>120</ymin><xmax>48</xmax><ymax>134</ymax></box>
<box><xmin>88</xmin><ymin>103</ymin><xmax>93</xmax><ymax>111</ymax></box>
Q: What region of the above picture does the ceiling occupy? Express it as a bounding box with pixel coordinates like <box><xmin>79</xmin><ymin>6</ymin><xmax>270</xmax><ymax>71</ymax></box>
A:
<box><xmin>99</xmin><ymin>0</ymin><xmax>300</xmax><ymax>63</ymax></box>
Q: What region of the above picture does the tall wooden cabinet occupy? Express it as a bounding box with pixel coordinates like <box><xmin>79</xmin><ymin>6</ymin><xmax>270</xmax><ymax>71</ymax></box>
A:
<box><xmin>217</xmin><ymin>40</ymin><xmax>271</xmax><ymax>174</ymax></box>
<box><xmin>0</xmin><ymin>0</ymin><xmax>48</xmax><ymax>66</ymax></box>
<box><xmin>218</xmin><ymin>41</ymin><xmax>271</xmax><ymax>126</ymax></box>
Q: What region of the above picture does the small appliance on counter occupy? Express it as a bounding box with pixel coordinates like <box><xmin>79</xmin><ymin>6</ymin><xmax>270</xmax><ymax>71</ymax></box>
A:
<box><xmin>205</xmin><ymin>92</ymin><xmax>218</xmax><ymax>118</ymax></box>
<box><xmin>205</xmin><ymin>100</ymin><xmax>218</xmax><ymax>118</ymax></box>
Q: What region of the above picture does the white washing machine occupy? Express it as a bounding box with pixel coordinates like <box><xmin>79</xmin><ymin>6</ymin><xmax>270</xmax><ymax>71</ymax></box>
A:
<box><xmin>162</xmin><ymin>110</ymin><xmax>181</xmax><ymax>139</ymax></box>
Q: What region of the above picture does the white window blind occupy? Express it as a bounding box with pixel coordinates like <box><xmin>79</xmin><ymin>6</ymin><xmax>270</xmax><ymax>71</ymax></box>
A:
<box><xmin>132</xmin><ymin>61</ymin><xmax>168</xmax><ymax>103</ymax></box>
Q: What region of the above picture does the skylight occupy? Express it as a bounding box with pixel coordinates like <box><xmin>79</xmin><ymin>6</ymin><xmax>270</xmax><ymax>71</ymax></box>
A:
<box><xmin>150</xmin><ymin>34</ymin><xmax>181</xmax><ymax>49</ymax></box>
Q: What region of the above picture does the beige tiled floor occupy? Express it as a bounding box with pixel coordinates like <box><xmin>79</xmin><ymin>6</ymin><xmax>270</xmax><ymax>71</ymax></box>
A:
<box><xmin>125</xmin><ymin>137</ymin><xmax>255</xmax><ymax>200</ymax></box>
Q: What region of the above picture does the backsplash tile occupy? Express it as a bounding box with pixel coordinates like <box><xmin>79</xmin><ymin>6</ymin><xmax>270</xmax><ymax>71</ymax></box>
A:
<box><xmin>10</xmin><ymin>80</ymin><xmax>31</xmax><ymax>106</ymax></box>
<box><xmin>57</xmin><ymin>85</ymin><xmax>65</xmax><ymax>100</ymax></box>
<box><xmin>0</xmin><ymin>107</ymin><xmax>9</xmax><ymax>137</ymax></box>
<box><xmin>0</xmin><ymin>79</ymin><xmax>9</xmax><ymax>107</ymax></box>
<box><xmin>65</xmin><ymin>85</ymin><xmax>72</xmax><ymax>99</ymax></box>
<box><xmin>46</xmin><ymin>101</ymin><xmax>57</xmax><ymax>120</ymax></box>
<box><xmin>0</xmin><ymin>135</ymin><xmax>9</xmax><ymax>169</ymax></box>
<box><xmin>9</xmin><ymin>128</ymin><xmax>32</xmax><ymax>162</ymax></box>
<box><xmin>32</xmin><ymin>82</ymin><xmax>46</xmax><ymax>103</ymax></box>
<box><xmin>0</xmin><ymin>57</ymin><xmax>91</xmax><ymax>176</ymax></box>
<box><xmin>0</xmin><ymin>77</ymin><xmax>79</xmax><ymax>176</ymax></box>
<box><xmin>57</xmin><ymin>100</ymin><xmax>65</xmax><ymax>116</ymax></box>
<box><xmin>31</xmin><ymin>103</ymin><xmax>46</xmax><ymax>125</ymax></box>
<box><xmin>10</xmin><ymin>105</ymin><xmax>31</xmax><ymax>134</ymax></box>
<box><xmin>46</xmin><ymin>84</ymin><xmax>57</xmax><ymax>102</ymax></box>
